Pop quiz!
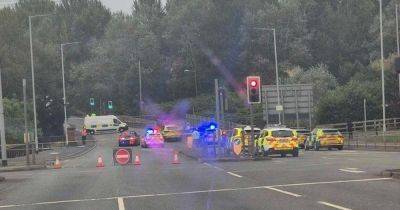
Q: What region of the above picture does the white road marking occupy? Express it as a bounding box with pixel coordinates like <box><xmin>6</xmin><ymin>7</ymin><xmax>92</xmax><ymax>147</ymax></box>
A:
<box><xmin>271</xmin><ymin>177</ymin><xmax>390</xmax><ymax>188</ymax></box>
<box><xmin>203</xmin><ymin>163</ymin><xmax>224</xmax><ymax>171</ymax></box>
<box><xmin>227</xmin><ymin>172</ymin><xmax>242</xmax><ymax>178</ymax></box>
<box><xmin>264</xmin><ymin>187</ymin><xmax>302</xmax><ymax>197</ymax></box>
<box><xmin>339</xmin><ymin>168</ymin><xmax>365</xmax><ymax>173</ymax></box>
<box><xmin>0</xmin><ymin>177</ymin><xmax>391</xmax><ymax>209</ymax></box>
<box><xmin>318</xmin><ymin>201</ymin><xmax>352</xmax><ymax>210</ymax></box>
<box><xmin>117</xmin><ymin>197</ymin><xmax>125</xmax><ymax>210</ymax></box>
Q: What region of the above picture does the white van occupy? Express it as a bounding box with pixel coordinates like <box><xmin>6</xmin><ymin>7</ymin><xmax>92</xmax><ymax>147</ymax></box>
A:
<box><xmin>84</xmin><ymin>115</ymin><xmax>128</xmax><ymax>134</ymax></box>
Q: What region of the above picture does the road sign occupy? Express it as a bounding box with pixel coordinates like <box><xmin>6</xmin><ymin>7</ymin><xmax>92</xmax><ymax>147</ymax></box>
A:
<box><xmin>113</xmin><ymin>148</ymin><xmax>132</xmax><ymax>165</ymax></box>
<box><xmin>89</xmin><ymin>98</ymin><xmax>95</xmax><ymax>106</ymax></box>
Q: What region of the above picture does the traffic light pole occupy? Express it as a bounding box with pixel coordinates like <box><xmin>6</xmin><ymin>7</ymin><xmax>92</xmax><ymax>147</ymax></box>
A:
<box><xmin>249</xmin><ymin>104</ymin><xmax>254</xmax><ymax>157</ymax></box>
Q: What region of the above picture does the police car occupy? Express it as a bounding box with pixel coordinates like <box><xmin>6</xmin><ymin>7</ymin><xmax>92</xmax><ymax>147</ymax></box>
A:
<box><xmin>141</xmin><ymin>128</ymin><xmax>165</xmax><ymax>148</ymax></box>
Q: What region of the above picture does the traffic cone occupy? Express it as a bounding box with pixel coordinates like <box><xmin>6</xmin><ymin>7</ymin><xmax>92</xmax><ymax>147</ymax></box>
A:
<box><xmin>172</xmin><ymin>151</ymin><xmax>180</xmax><ymax>164</ymax></box>
<box><xmin>96</xmin><ymin>155</ymin><xmax>105</xmax><ymax>168</ymax></box>
<box><xmin>134</xmin><ymin>153</ymin><xmax>141</xmax><ymax>165</ymax></box>
<box><xmin>54</xmin><ymin>156</ymin><xmax>61</xmax><ymax>169</ymax></box>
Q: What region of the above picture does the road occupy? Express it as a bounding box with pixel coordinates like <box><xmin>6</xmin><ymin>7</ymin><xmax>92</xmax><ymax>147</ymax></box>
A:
<box><xmin>0</xmin><ymin>131</ymin><xmax>399</xmax><ymax>210</ymax></box>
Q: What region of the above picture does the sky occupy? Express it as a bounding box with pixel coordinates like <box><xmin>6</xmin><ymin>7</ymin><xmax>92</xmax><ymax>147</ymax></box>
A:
<box><xmin>0</xmin><ymin>0</ymin><xmax>167</xmax><ymax>13</ymax></box>
<box><xmin>100</xmin><ymin>0</ymin><xmax>134</xmax><ymax>14</ymax></box>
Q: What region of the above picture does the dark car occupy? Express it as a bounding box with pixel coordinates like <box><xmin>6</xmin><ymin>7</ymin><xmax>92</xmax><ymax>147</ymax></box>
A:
<box><xmin>118</xmin><ymin>131</ymin><xmax>140</xmax><ymax>147</ymax></box>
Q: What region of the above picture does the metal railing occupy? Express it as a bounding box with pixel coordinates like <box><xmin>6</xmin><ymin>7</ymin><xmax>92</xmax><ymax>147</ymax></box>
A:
<box><xmin>343</xmin><ymin>131</ymin><xmax>400</xmax><ymax>151</ymax></box>
<box><xmin>317</xmin><ymin>117</ymin><xmax>400</xmax><ymax>132</ymax></box>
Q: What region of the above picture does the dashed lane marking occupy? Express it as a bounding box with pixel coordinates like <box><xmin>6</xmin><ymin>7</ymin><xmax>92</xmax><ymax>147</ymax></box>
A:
<box><xmin>339</xmin><ymin>168</ymin><xmax>365</xmax><ymax>173</ymax></box>
<box><xmin>227</xmin><ymin>172</ymin><xmax>242</xmax><ymax>178</ymax></box>
<box><xmin>0</xmin><ymin>177</ymin><xmax>391</xmax><ymax>209</ymax></box>
<box><xmin>318</xmin><ymin>201</ymin><xmax>352</xmax><ymax>210</ymax></box>
<box><xmin>117</xmin><ymin>197</ymin><xmax>125</xmax><ymax>210</ymax></box>
<box><xmin>264</xmin><ymin>187</ymin><xmax>302</xmax><ymax>197</ymax></box>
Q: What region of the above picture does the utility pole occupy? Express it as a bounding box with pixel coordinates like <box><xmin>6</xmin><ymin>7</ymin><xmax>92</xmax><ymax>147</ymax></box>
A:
<box><xmin>60</xmin><ymin>42</ymin><xmax>79</xmax><ymax>146</ymax></box>
<box><xmin>396</xmin><ymin>4</ymin><xmax>400</xmax><ymax>97</ymax></box>
<box><xmin>254</xmin><ymin>27</ymin><xmax>281</xmax><ymax>124</ymax></box>
<box><xmin>29</xmin><ymin>16</ymin><xmax>39</xmax><ymax>152</ymax></box>
<box><xmin>29</xmin><ymin>14</ymin><xmax>54</xmax><ymax>152</ymax></box>
<box><xmin>379</xmin><ymin>0</ymin><xmax>387</xmax><ymax>133</ymax></box>
<box><xmin>308</xmin><ymin>92</ymin><xmax>312</xmax><ymax>130</ymax></box>
<box><xmin>273</xmin><ymin>28</ymin><xmax>282</xmax><ymax>125</ymax></box>
<box><xmin>364</xmin><ymin>98</ymin><xmax>367</xmax><ymax>133</ymax></box>
<box><xmin>139</xmin><ymin>59</ymin><xmax>143</xmax><ymax>117</ymax></box>
<box><xmin>215</xmin><ymin>79</ymin><xmax>220</xmax><ymax>148</ymax></box>
<box><xmin>23</xmin><ymin>79</ymin><xmax>30</xmax><ymax>165</ymax></box>
<box><xmin>61</xmin><ymin>44</ymin><xmax>68</xmax><ymax>146</ymax></box>
<box><xmin>0</xmin><ymin>67</ymin><xmax>7</xmax><ymax>166</ymax></box>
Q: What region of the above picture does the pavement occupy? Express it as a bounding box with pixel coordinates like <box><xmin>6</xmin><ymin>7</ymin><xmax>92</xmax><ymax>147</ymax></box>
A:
<box><xmin>0</xmin><ymin>130</ymin><xmax>399</xmax><ymax>210</ymax></box>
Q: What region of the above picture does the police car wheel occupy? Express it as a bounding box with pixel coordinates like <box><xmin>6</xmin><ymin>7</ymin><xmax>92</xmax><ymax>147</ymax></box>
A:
<box><xmin>263</xmin><ymin>149</ymin><xmax>269</xmax><ymax>157</ymax></box>
<box><xmin>292</xmin><ymin>148</ymin><xmax>299</xmax><ymax>157</ymax></box>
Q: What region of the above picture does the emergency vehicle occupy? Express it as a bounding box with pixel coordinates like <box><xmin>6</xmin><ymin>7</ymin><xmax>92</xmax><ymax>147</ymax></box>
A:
<box><xmin>255</xmin><ymin>127</ymin><xmax>299</xmax><ymax>157</ymax></box>
<box><xmin>305</xmin><ymin>128</ymin><xmax>344</xmax><ymax>150</ymax></box>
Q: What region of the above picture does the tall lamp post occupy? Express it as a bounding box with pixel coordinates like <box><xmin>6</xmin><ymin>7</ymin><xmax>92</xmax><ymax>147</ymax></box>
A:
<box><xmin>254</xmin><ymin>27</ymin><xmax>281</xmax><ymax>124</ymax></box>
<box><xmin>379</xmin><ymin>0</ymin><xmax>386</xmax><ymax>133</ymax></box>
<box><xmin>61</xmin><ymin>42</ymin><xmax>80</xmax><ymax>146</ymax></box>
<box><xmin>29</xmin><ymin>13</ymin><xmax>54</xmax><ymax>151</ymax></box>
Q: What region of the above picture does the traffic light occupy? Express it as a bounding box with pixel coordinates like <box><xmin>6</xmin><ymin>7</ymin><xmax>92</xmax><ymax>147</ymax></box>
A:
<box><xmin>395</xmin><ymin>56</ymin><xmax>400</xmax><ymax>73</ymax></box>
<box><xmin>89</xmin><ymin>98</ymin><xmax>95</xmax><ymax>106</ymax></box>
<box><xmin>107</xmin><ymin>100</ymin><xmax>113</xmax><ymax>109</ymax></box>
<box><xmin>246</xmin><ymin>76</ymin><xmax>261</xmax><ymax>104</ymax></box>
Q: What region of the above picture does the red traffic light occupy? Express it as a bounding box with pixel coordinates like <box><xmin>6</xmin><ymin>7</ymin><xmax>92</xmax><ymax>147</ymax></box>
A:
<box><xmin>246</xmin><ymin>76</ymin><xmax>261</xmax><ymax>104</ymax></box>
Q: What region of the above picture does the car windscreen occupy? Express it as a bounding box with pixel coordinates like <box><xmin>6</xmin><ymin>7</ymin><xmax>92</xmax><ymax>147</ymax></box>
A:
<box><xmin>322</xmin><ymin>129</ymin><xmax>340</xmax><ymax>135</ymax></box>
<box><xmin>271</xmin><ymin>130</ymin><xmax>294</xmax><ymax>137</ymax></box>
<box><xmin>297</xmin><ymin>130</ymin><xmax>309</xmax><ymax>134</ymax></box>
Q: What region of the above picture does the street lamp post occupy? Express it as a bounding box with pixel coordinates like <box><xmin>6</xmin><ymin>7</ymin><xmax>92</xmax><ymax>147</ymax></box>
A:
<box><xmin>0</xmin><ymin>67</ymin><xmax>7</xmax><ymax>166</ymax></box>
<box><xmin>379</xmin><ymin>0</ymin><xmax>386</xmax><ymax>133</ymax></box>
<box><xmin>254</xmin><ymin>27</ymin><xmax>281</xmax><ymax>124</ymax></box>
<box><xmin>29</xmin><ymin>13</ymin><xmax>54</xmax><ymax>151</ymax></box>
<box><xmin>396</xmin><ymin>4</ymin><xmax>400</xmax><ymax>97</ymax></box>
<box><xmin>139</xmin><ymin>59</ymin><xmax>143</xmax><ymax>116</ymax></box>
<box><xmin>61</xmin><ymin>42</ymin><xmax>80</xmax><ymax>146</ymax></box>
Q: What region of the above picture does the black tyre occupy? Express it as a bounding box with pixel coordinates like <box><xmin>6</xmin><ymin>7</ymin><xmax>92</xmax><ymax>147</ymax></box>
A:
<box><xmin>328</xmin><ymin>147</ymin><xmax>332</xmax><ymax>151</ymax></box>
<box><xmin>305</xmin><ymin>144</ymin><xmax>310</xmax><ymax>151</ymax></box>
<box><xmin>337</xmin><ymin>145</ymin><xmax>343</xmax><ymax>150</ymax></box>
<box><xmin>263</xmin><ymin>148</ymin><xmax>270</xmax><ymax>157</ymax></box>
<box><xmin>89</xmin><ymin>130</ymin><xmax>95</xmax><ymax>135</ymax></box>
<box><xmin>292</xmin><ymin>148</ymin><xmax>299</xmax><ymax>157</ymax></box>
<box><xmin>280</xmin><ymin>153</ymin><xmax>286</xmax><ymax>158</ymax></box>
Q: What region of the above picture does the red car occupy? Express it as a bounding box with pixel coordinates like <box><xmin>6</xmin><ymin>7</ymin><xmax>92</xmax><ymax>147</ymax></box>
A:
<box><xmin>118</xmin><ymin>131</ymin><xmax>140</xmax><ymax>147</ymax></box>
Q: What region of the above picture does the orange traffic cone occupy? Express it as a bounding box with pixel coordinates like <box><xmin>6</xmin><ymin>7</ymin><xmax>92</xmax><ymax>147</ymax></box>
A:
<box><xmin>54</xmin><ymin>156</ymin><xmax>61</xmax><ymax>169</ymax></box>
<box><xmin>172</xmin><ymin>151</ymin><xmax>180</xmax><ymax>164</ymax></box>
<box><xmin>96</xmin><ymin>155</ymin><xmax>105</xmax><ymax>168</ymax></box>
<box><xmin>134</xmin><ymin>153</ymin><xmax>141</xmax><ymax>165</ymax></box>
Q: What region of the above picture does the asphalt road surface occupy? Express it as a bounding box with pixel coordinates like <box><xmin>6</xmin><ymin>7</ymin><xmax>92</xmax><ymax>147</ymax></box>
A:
<box><xmin>0</xmin><ymin>131</ymin><xmax>399</xmax><ymax>210</ymax></box>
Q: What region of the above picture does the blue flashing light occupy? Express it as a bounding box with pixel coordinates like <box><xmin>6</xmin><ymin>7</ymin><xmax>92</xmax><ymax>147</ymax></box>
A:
<box><xmin>146</xmin><ymin>128</ymin><xmax>154</xmax><ymax>134</ymax></box>
<box><xmin>209</xmin><ymin>124</ymin><xmax>216</xmax><ymax>130</ymax></box>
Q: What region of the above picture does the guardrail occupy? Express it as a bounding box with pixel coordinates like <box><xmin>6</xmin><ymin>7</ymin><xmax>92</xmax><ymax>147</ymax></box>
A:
<box><xmin>317</xmin><ymin>118</ymin><xmax>400</xmax><ymax>132</ymax></box>
<box><xmin>343</xmin><ymin>131</ymin><xmax>400</xmax><ymax>151</ymax></box>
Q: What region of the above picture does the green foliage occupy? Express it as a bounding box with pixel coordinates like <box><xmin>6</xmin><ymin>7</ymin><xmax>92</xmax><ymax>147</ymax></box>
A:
<box><xmin>3</xmin><ymin>0</ymin><xmax>400</xmax><ymax>128</ymax></box>
<box><xmin>3</xmin><ymin>98</ymin><xmax>35</xmax><ymax>144</ymax></box>
<box><xmin>316</xmin><ymin>80</ymin><xmax>381</xmax><ymax>124</ymax></box>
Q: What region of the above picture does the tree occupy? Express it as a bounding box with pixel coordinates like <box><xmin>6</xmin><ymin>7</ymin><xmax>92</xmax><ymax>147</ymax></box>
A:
<box><xmin>287</xmin><ymin>63</ymin><xmax>337</xmax><ymax>103</ymax></box>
